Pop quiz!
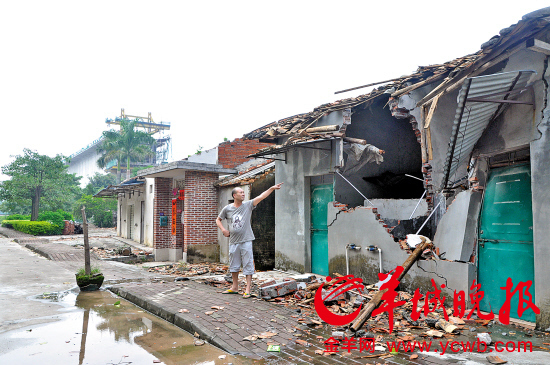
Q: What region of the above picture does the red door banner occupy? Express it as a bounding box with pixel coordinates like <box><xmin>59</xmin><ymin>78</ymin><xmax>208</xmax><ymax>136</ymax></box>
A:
<box><xmin>171</xmin><ymin>199</ymin><xmax>177</xmax><ymax>235</ymax></box>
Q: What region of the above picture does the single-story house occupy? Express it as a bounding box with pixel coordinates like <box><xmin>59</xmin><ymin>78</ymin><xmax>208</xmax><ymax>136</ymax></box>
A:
<box><xmin>95</xmin><ymin>138</ymin><xmax>273</xmax><ymax>263</ymax></box>
<box><xmin>243</xmin><ymin>7</ymin><xmax>550</xmax><ymax>328</ymax></box>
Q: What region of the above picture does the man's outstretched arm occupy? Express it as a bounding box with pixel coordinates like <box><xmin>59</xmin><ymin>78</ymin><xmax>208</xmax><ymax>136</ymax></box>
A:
<box><xmin>253</xmin><ymin>182</ymin><xmax>283</xmax><ymax>206</ymax></box>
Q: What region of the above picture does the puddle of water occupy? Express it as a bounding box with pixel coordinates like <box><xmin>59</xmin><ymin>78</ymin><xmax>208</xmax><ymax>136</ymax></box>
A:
<box><xmin>0</xmin><ymin>289</ymin><xmax>256</xmax><ymax>365</ymax></box>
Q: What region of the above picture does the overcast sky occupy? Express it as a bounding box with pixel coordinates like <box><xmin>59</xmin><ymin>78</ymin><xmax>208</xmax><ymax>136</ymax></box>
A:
<box><xmin>1</xmin><ymin>1</ymin><xmax>549</xmax><ymax>181</ymax></box>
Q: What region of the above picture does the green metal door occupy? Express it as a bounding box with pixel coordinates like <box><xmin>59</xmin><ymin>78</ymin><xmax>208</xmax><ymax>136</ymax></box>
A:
<box><xmin>311</xmin><ymin>183</ymin><xmax>333</xmax><ymax>276</ymax></box>
<box><xmin>478</xmin><ymin>164</ymin><xmax>535</xmax><ymax>322</ymax></box>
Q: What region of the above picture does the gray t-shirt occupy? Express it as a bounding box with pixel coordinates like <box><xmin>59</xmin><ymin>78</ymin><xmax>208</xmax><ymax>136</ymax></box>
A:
<box><xmin>218</xmin><ymin>200</ymin><xmax>256</xmax><ymax>244</ymax></box>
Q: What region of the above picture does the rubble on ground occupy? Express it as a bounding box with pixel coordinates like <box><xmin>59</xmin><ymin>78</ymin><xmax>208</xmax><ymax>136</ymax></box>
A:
<box><xmin>146</xmin><ymin>262</ymin><xmax>229</xmax><ymax>277</ymax></box>
<box><xmin>91</xmin><ymin>246</ymin><xmax>151</xmax><ymax>259</ymax></box>
<box><xmin>139</xmin><ymin>236</ymin><xmax>549</xmax><ymax>360</ymax></box>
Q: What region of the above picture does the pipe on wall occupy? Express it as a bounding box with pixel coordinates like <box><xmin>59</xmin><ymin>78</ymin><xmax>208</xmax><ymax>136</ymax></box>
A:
<box><xmin>345</xmin><ymin>243</ymin><xmax>362</xmax><ymax>275</ymax></box>
<box><xmin>366</xmin><ymin>245</ymin><xmax>382</xmax><ymax>273</ymax></box>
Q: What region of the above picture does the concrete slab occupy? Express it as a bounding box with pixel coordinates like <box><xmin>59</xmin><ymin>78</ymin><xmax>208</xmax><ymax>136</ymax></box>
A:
<box><xmin>259</xmin><ymin>280</ymin><xmax>298</xmax><ymax>298</ymax></box>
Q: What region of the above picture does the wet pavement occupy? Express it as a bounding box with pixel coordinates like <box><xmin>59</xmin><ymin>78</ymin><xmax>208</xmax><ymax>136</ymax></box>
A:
<box><xmin>0</xmin><ymin>289</ymin><xmax>251</xmax><ymax>365</ymax></box>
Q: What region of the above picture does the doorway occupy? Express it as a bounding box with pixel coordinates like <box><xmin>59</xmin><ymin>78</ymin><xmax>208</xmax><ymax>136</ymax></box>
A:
<box><xmin>310</xmin><ymin>183</ymin><xmax>333</xmax><ymax>276</ymax></box>
<box><xmin>140</xmin><ymin>201</ymin><xmax>145</xmax><ymax>245</ymax></box>
<box><xmin>128</xmin><ymin>205</ymin><xmax>134</xmax><ymax>240</ymax></box>
<box><xmin>478</xmin><ymin>164</ymin><xmax>535</xmax><ymax>322</ymax></box>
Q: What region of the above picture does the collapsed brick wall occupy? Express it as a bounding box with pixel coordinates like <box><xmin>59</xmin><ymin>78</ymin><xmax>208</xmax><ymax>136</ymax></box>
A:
<box><xmin>217</xmin><ymin>138</ymin><xmax>273</xmax><ymax>169</ymax></box>
<box><xmin>331</xmin><ymin>201</ymin><xmax>429</xmax><ymax>253</ymax></box>
<box><xmin>183</xmin><ymin>171</ymin><xmax>219</xmax><ymax>248</ymax></box>
<box><xmin>388</xmin><ymin>97</ymin><xmax>435</xmax><ymax>211</ymax></box>
<box><xmin>327</xmin><ymin>98</ymin><xmax>435</xmax><ymax>254</ymax></box>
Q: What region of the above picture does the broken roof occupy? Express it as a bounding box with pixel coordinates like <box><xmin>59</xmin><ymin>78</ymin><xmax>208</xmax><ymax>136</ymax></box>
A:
<box><xmin>243</xmin><ymin>7</ymin><xmax>550</xmax><ymax>150</ymax></box>
<box><xmin>216</xmin><ymin>160</ymin><xmax>275</xmax><ymax>187</ymax></box>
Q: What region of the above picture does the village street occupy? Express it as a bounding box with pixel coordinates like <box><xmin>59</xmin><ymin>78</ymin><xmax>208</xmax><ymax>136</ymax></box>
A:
<box><xmin>5</xmin><ymin>2</ymin><xmax>550</xmax><ymax>365</ymax></box>
<box><xmin>1</xmin><ymin>226</ymin><xmax>550</xmax><ymax>365</ymax></box>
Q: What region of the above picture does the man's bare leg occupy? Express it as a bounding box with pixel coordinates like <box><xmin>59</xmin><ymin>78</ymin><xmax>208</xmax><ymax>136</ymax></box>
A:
<box><xmin>245</xmin><ymin>274</ymin><xmax>252</xmax><ymax>294</ymax></box>
<box><xmin>231</xmin><ymin>272</ymin><xmax>239</xmax><ymax>291</ymax></box>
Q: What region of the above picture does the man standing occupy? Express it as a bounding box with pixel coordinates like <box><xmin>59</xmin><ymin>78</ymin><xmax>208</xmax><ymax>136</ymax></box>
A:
<box><xmin>216</xmin><ymin>182</ymin><xmax>283</xmax><ymax>298</ymax></box>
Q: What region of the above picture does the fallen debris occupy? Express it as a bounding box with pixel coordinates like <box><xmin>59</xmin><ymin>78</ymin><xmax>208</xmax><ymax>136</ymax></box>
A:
<box><xmin>259</xmin><ymin>332</ymin><xmax>277</xmax><ymax>339</ymax></box>
<box><xmin>193</xmin><ymin>339</ymin><xmax>205</xmax><ymax>346</ymax></box>
<box><xmin>148</xmin><ymin>262</ymin><xmax>228</xmax><ymax>277</ymax></box>
<box><xmin>260</xmin><ymin>280</ymin><xmax>298</xmax><ymax>299</ymax></box>
<box><xmin>425</xmin><ymin>330</ymin><xmax>444</xmax><ymax>338</ymax></box>
<box><xmin>436</xmin><ymin>319</ymin><xmax>458</xmax><ymax>333</ymax></box>
<box><xmin>141</xmin><ymin>243</ymin><xmax>549</xmax><ymax>358</ymax></box>
<box><xmin>487</xmin><ymin>355</ymin><xmax>507</xmax><ymax>364</ymax></box>
<box><xmin>295</xmin><ymin>339</ymin><xmax>311</xmax><ymax>346</ymax></box>
<box><xmin>350</xmin><ymin>237</ymin><xmax>434</xmax><ymax>332</ymax></box>
<box><xmin>477</xmin><ymin>332</ymin><xmax>492</xmax><ymax>345</ymax></box>
<box><xmin>91</xmin><ymin>246</ymin><xmax>151</xmax><ymax>259</ymax></box>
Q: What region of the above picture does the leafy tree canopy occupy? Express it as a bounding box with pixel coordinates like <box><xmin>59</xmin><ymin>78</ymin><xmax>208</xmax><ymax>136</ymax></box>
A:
<box><xmin>74</xmin><ymin>195</ymin><xmax>117</xmax><ymax>227</ymax></box>
<box><xmin>97</xmin><ymin>119</ymin><xmax>155</xmax><ymax>183</ymax></box>
<box><xmin>0</xmin><ymin>149</ymin><xmax>81</xmax><ymax>219</ymax></box>
<box><xmin>83</xmin><ymin>173</ymin><xmax>117</xmax><ymax>195</ymax></box>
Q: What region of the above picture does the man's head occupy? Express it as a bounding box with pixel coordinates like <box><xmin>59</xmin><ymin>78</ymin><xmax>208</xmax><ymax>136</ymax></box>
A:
<box><xmin>232</xmin><ymin>187</ymin><xmax>245</xmax><ymax>202</ymax></box>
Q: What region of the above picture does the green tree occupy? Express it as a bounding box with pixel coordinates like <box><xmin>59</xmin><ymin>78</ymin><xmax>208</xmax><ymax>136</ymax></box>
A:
<box><xmin>97</xmin><ymin>119</ymin><xmax>155</xmax><ymax>184</ymax></box>
<box><xmin>97</xmin><ymin>130</ymin><xmax>123</xmax><ymax>184</ymax></box>
<box><xmin>0</xmin><ymin>149</ymin><xmax>82</xmax><ymax>220</ymax></box>
<box><xmin>74</xmin><ymin>195</ymin><xmax>117</xmax><ymax>227</ymax></box>
<box><xmin>83</xmin><ymin>173</ymin><xmax>117</xmax><ymax>196</ymax></box>
<box><xmin>131</xmin><ymin>165</ymin><xmax>153</xmax><ymax>178</ymax></box>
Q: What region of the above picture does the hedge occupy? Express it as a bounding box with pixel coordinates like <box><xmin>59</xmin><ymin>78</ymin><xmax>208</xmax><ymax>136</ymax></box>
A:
<box><xmin>38</xmin><ymin>210</ymin><xmax>73</xmax><ymax>235</ymax></box>
<box><xmin>1</xmin><ymin>219</ymin><xmax>26</xmax><ymax>229</ymax></box>
<box><xmin>1</xmin><ymin>210</ymin><xmax>74</xmax><ymax>236</ymax></box>
<box><xmin>10</xmin><ymin>220</ymin><xmax>58</xmax><ymax>236</ymax></box>
<box><xmin>6</xmin><ymin>214</ymin><xmax>31</xmax><ymax>220</ymax></box>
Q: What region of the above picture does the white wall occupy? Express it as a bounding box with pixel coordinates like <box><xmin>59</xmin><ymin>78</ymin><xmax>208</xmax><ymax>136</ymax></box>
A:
<box><xmin>187</xmin><ymin>146</ymin><xmax>218</xmax><ymax>164</ymax></box>
<box><xmin>115</xmin><ymin>178</ymin><xmax>154</xmax><ymax>246</ymax></box>
<box><xmin>144</xmin><ymin>178</ymin><xmax>155</xmax><ymax>246</ymax></box>
<box><xmin>67</xmin><ymin>143</ymin><xmax>107</xmax><ymax>187</ymax></box>
<box><xmin>117</xmin><ymin>186</ymin><xmax>146</xmax><ymax>244</ymax></box>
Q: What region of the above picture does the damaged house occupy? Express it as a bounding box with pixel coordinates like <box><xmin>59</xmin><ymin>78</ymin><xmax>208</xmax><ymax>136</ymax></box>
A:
<box><xmin>244</xmin><ymin>7</ymin><xmax>550</xmax><ymax>328</ymax></box>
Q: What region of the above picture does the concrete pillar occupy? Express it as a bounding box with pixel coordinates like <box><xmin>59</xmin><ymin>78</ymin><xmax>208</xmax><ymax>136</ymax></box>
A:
<box><xmin>531</xmin><ymin>107</ymin><xmax>550</xmax><ymax>329</ymax></box>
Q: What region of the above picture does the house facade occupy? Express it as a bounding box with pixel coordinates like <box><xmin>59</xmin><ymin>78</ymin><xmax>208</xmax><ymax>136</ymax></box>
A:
<box><xmin>96</xmin><ymin>138</ymin><xmax>273</xmax><ymax>263</ymax></box>
<box><xmin>244</xmin><ymin>7</ymin><xmax>550</xmax><ymax>328</ymax></box>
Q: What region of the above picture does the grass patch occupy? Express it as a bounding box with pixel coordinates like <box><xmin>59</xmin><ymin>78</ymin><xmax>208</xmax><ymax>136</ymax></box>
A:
<box><xmin>76</xmin><ymin>267</ymin><xmax>101</xmax><ymax>279</ymax></box>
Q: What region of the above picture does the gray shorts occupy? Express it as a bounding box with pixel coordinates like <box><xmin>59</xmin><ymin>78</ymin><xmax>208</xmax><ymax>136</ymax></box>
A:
<box><xmin>229</xmin><ymin>241</ymin><xmax>255</xmax><ymax>275</ymax></box>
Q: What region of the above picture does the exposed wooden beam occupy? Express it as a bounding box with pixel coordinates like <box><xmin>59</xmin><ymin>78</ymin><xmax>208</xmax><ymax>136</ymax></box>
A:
<box><xmin>305</xmin><ymin>125</ymin><xmax>339</xmax><ymax>133</ymax></box>
<box><xmin>526</xmin><ymin>38</ymin><xmax>550</xmax><ymax>55</ymax></box>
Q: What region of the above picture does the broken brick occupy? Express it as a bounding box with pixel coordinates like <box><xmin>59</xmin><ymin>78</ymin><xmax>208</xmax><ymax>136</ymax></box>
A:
<box><xmin>260</xmin><ymin>280</ymin><xmax>298</xmax><ymax>298</ymax></box>
<box><xmin>321</xmin><ymin>288</ymin><xmax>345</xmax><ymax>302</ymax></box>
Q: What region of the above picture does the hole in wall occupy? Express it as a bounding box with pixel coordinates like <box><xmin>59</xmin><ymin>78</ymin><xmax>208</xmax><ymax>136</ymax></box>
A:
<box><xmin>362</xmin><ymin>172</ymin><xmax>424</xmax><ymax>199</ymax></box>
